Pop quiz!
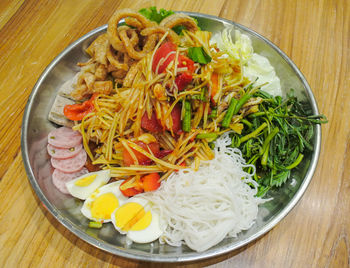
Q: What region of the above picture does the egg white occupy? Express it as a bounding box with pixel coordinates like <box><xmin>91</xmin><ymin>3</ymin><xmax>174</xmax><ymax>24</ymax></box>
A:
<box><xmin>81</xmin><ymin>181</ymin><xmax>128</xmax><ymax>222</ymax></box>
<box><xmin>111</xmin><ymin>196</ymin><xmax>165</xmax><ymax>243</ymax></box>
<box><xmin>66</xmin><ymin>169</ymin><xmax>111</xmax><ymax>200</ymax></box>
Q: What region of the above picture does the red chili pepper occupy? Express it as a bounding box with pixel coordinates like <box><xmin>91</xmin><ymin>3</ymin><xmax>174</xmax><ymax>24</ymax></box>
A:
<box><xmin>63</xmin><ymin>94</ymin><xmax>97</xmax><ymax>121</ymax></box>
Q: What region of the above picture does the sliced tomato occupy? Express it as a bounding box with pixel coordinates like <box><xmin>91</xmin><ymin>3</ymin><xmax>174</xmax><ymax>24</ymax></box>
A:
<box><xmin>123</xmin><ymin>141</ymin><xmax>160</xmax><ymax>166</ymax></box>
<box><xmin>141</xmin><ymin>173</ymin><xmax>161</xmax><ymax>192</ymax></box>
<box><xmin>170</xmin><ymin>103</ymin><xmax>182</xmax><ymax>134</ymax></box>
<box><xmin>141</xmin><ymin>111</ymin><xmax>163</xmax><ymax>133</ymax></box>
<box><xmin>119</xmin><ymin>178</ymin><xmax>143</xmax><ymax>197</ymax></box>
<box><xmin>152</xmin><ymin>42</ymin><xmax>177</xmax><ymax>73</ymax></box>
<box><xmin>177</xmin><ymin>55</ymin><xmax>195</xmax><ymax>73</ymax></box>
<box><xmin>175</xmin><ymin>72</ymin><xmax>193</xmax><ymax>91</ymax></box>
<box><xmin>152</xmin><ymin>42</ymin><xmax>195</xmax><ymax>74</ymax></box>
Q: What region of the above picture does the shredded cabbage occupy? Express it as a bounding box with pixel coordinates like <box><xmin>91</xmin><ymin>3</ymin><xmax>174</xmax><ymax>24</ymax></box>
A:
<box><xmin>211</xmin><ymin>27</ymin><xmax>282</xmax><ymax>96</ymax></box>
<box><xmin>212</xmin><ymin>28</ymin><xmax>253</xmax><ymax>64</ymax></box>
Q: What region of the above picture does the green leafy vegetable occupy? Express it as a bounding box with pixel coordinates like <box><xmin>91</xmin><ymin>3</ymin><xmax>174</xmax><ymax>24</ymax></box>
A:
<box><xmin>188</xmin><ymin>47</ymin><xmax>212</xmax><ymax>64</ymax></box>
<box><xmin>230</xmin><ymin>89</ymin><xmax>327</xmax><ymax>196</ymax></box>
<box><xmin>139</xmin><ymin>6</ymin><xmax>174</xmax><ymax>24</ymax></box>
<box><xmin>138</xmin><ymin>6</ymin><xmax>199</xmax><ymax>35</ymax></box>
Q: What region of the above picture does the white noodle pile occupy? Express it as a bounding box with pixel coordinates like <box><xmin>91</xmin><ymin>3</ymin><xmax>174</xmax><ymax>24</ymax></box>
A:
<box><xmin>143</xmin><ymin>133</ymin><xmax>265</xmax><ymax>252</ymax></box>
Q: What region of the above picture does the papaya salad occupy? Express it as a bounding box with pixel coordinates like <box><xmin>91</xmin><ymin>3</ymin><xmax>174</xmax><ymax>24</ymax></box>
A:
<box><xmin>47</xmin><ymin>7</ymin><xmax>326</xmax><ymax>252</ymax></box>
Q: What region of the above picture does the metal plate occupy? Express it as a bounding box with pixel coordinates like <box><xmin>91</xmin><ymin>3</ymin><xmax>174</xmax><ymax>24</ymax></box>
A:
<box><xmin>21</xmin><ymin>12</ymin><xmax>321</xmax><ymax>262</ymax></box>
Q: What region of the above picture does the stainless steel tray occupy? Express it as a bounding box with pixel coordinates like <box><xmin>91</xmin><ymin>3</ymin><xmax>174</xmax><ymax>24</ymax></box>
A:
<box><xmin>21</xmin><ymin>12</ymin><xmax>321</xmax><ymax>262</ymax></box>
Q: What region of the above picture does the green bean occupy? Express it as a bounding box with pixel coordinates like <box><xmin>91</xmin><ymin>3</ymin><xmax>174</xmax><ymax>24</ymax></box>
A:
<box><xmin>182</xmin><ymin>100</ymin><xmax>191</xmax><ymax>132</ymax></box>
<box><xmin>221</xmin><ymin>97</ymin><xmax>238</xmax><ymax>127</ymax></box>
<box><xmin>222</xmin><ymin>94</ymin><xmax>252</xmax><ymax>128</ymax></box>
<box><xmin>233</xmin><ymin>94</ymin><xmax>251</xmax><ymax>114</ymax></box>
<box><xmin>196</xmin><ymin>133</ymin><xmax>218</xmax><ymax>141</ymax></box>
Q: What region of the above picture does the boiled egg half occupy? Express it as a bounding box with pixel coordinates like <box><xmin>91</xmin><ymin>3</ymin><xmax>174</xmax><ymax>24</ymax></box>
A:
<box><xmin>111</xmin><ymin>196</ymin><xmax>164</xmax><ymax>243</ymax></box>
<box><xmin>81</xmin><ymin>181</ymin><xmax>128</xmax><ymax>222</ymax></box>
<box><xmin>66</xmin><ymin>169</ymin><xmax>111</xmax><ymax>200</ymax></box>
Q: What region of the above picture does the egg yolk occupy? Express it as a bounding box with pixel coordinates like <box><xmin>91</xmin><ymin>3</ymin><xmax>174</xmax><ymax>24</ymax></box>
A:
<box><xmin>75</xmin><ymin>174</ymin><xmax>97</xmax><ymax>187</ymax></box>
<box><xmin>114</xmin><ymin>202</ymin><xmax>152</xmax><ymax>231</ymax></box>
<box><xmin>130</xmin><ymin>211</ymin><xmax>152</xmax><ymax>231</ymax></box>
<box><xmin>91</xmin><ymin>193</ymin><xmax>119</xmax><ymax>220</ymax></box>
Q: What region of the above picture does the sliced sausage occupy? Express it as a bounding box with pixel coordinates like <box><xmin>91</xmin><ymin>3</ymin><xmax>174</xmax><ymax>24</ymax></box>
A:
<box><xmin>47</xmin><ymin>127</ymin><xmax>82</xmax><ymax>148</ymax></box>
<box><xmin>52</xmin><ymin>167</ymin><xmax>88</xmax><ymax>194</ymax></box>
<box><xmin>51</xmin><ymin>149</ymin><xmax>87</xmax><ymax>173</ymax></box>
<box><xmin>47</xmin><ymin>143</ymin><xmax>82</xmax><ymax>159</ymax></box>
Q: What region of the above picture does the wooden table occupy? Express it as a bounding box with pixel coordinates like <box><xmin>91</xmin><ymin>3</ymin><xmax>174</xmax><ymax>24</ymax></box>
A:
<box><xmin>0</xmin><ymin>0</ymin><xmax>349</xmax><ymax>267</ymax></box>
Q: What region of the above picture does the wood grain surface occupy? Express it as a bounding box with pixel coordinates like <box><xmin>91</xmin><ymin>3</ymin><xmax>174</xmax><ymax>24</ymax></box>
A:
<box><xmin>0</xmin><ymin>0</ymin><xmax>349</xmax><ymax>267</ymax></box>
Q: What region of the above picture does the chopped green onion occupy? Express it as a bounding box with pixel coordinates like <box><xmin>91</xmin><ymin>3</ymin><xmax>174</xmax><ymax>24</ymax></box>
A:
<box><xmin>89</xmin><ymin>221</ymin><xmax>103</xmax><ymax>229</ymax></box>
<box><xmin>209</xmin><ymin>108</ymin><xmax>217</xmax><ymax>118</ymax></box>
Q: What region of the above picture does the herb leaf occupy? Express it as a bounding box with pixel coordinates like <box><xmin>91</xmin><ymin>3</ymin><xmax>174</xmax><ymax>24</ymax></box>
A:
<box><xmin>138</xmin><ymin>7</ymin><xmax>200</xmax><ymax>35</ymax></box>
<box><xmin>139</xmin><ymin>6</ymin><xmax>174</xmax><ymax>24</ymax></box>
<box><xmin>188</xmin><ymin>47</ymin><xmax>212</xmax><ymax>64</ymax></box>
